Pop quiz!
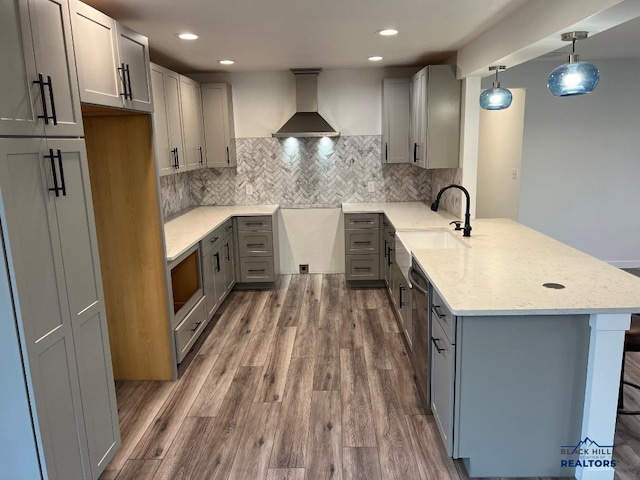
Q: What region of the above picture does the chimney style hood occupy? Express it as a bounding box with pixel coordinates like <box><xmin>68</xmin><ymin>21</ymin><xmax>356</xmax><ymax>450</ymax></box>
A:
<box><xmin>272</xmin><ymin>68</ymin><xmax>340</xmax><ymax>138</ymax></box>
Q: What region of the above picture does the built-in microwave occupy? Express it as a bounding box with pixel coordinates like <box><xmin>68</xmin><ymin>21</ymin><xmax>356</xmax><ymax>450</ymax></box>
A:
<box><xmin>169</xmin><ymin>244</ymin><xmax>203</xmax><ymax>328</ymax></box>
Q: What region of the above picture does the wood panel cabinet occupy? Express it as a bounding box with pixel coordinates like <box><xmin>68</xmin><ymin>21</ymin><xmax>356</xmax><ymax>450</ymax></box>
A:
<box><xmin>381</xmin><ymin>78</ymin><xmax>410</xmax><ymax>164</ymax></box>
<box><xmin>410</xmin><ymin>65</ymin><xmax>461</xmax><ymax>169</ymax></box>
<box><xmin>202</xmin><ymin>83</ymin><xmax>237</xmax><ymax>168</ymax></box>
<box><xmin>0</xmin><ymin>0</ymin><xmax>83</xmax><ymax>137</ymax></box>
<box><xmin>151</xmin><ymin>63</ymin><xmax>185</xmax><ymax>175</ymax></box>
<box><xmin>0</xmin><ymin>138</ymin><xmax>119</xmax><ymax>479</ymax></box>
<box><xmin>72</xmin><ymin>1</ymin><xmax>152</xmax><ymax>112</ymax></box>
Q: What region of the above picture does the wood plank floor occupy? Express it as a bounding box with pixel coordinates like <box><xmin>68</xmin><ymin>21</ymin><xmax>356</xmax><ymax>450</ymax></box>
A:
<box><xmin>101</xmin><ymin>274</ymin><xmax>640</xmax><ymax>480</ymax></box>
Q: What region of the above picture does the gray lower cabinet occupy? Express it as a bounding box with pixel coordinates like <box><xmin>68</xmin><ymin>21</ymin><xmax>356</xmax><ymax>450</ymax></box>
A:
<box><xmin>223</xmin><ymin>234</ymin><xmax>236</xmax><ymax>291</ymax></box>
<box><xmin>0</xmin><ymin>138</ymin><xmax>120</xmax><ymax>479</ymax></box>
<box><xmin>394</xmin><ymin>264</ymin><xmax>412</xmax><ymax>347</ymax></box>
<box><xmin>344</xmin><ymin>213</ymin><xmax>382</xmax><ymax>282</ymax></box>
<box><xmin>175</xmin><ymin>296</ymin><xmax>206</xmax><ymax>363</ymax></box>
<box><xmin>202</xmin><ymin>222</ymin><xmax>235</xmax><ymax>321</ymax></box>
<box><xmin>431</xmin><ymin>318</ymin><xmax>455</xmax><ymax>455</ymax></box>
<box><xmin>382</xmin><ymin>217</ymin><xmax>395</xmax><ymax>286</ymax></box>
<box><xmin>236</xmin><ymin>215</ymin><xmax>278</xmax><ymax>284</ymax></box>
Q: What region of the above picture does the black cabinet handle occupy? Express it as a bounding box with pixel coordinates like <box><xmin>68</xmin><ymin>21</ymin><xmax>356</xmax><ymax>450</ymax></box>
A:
<box><xmin>353</xmin><ymin>241</ymin><xmax>371</xmax><ymax>245</ymax></box>
<box><xmin>352</xmin><ymin>220</ymin><xmax>373</xmax><ymax>224</ymax></box>
<box><xmin>248</xmin><ymin>268</ymin><xmax>266</xmax><ymax>273</ymax></box>
<box><xmin>384</xmin><ymin>239</ymin><xmax>388</xmax><ymax>258</ymax></box>
<box><xmin>225</xmin><ymin>243</ymin><xmax>230</xmax><ymax>260</ymax></box>
<box><xmin>45</xmin><ymin>149</ymin><xmax>60</xmax><ymax>197</ymax></box>
<box><xmin>125</xmin><ymin>64</ymin><xmax>133</xmax><ymax>100</ymax></box>
<box><xmin>190</xmin><ymin>321</ymin><xmax>202</xmax><ymax>333</ymax></box>
<box><xmin>210</xmin><ymin>236</ymin><xmax>220</xmax><ymax>243</ymax></box>
<box><xmin>118</xmin><ymin>63</ymin><xmax>128</xmax><ymax>99</ymax></box>
<box><xmin>413</xmin><ymin>143</ymin><xmax>417</xmax><ymax>162</ymax></box>
<box><xmin>399</xmin><ymin>285</ymin><xmax>406</xmax><ymax>307</ymax></box>
<box><xmin>34</xmin><ymin>74</ymin><xmax>55</xmax><ymax>125</ymax></box>
<box><xmin>246</xmin><ymin>243</ymin><xmax>265</xmax><ymax>248</ymax></box>
<box><xmin>385</xmin><ymin>142</ymin><xmax>388</xmax><ymax>160</ymax></box>
<box><xmin>432</xmin><ymin>337</ymin><xmax>445</xmax><ymax>353</ymax></box>
<box><xmin>226</xmin><ymin>146</ymin><xmax>230</xmax><ymax>164</ymax></box>
<box><xmin>56</xmin><ymin>149</ymin><xmax>66</xmax><ymax>196</ymax></box>
<box><xmin>175</xmin><ymin>148</ymin><xmax>179</xmax><ymax>169</ymax></box>
<box><xmin>199</xmin><ymin>146</ymin><xmax>204</xmax><ymax>165</ymax></box>
<box><xmin>432</xmin><ymin>305</ymin><xmax>446</xmax><ymax>320</ymax></box>
<box><xmin>244</xmin><ymin>221</ymin><xmax>265</xmax><ymax>226</ymax></box>
<box><xmin>387</xmin><ymin>247</ymin><xmax>393</xmax><ymax>267</ymax></box>
<box><xmin>214</xmin><ymin>252</ymin><xmax>220</xmax><ymax>272</ymax></box>
<box><xmin>354</xmin><ymin>267</ymin><xmax>372</xmax><ymax>271</ymax></box>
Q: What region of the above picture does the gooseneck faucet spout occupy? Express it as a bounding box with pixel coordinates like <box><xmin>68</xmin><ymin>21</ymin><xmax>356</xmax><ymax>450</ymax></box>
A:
<box><xmin>431</xmin><ymin>184</ymin><xmax>472</xmax><ymax>237</ymax></box>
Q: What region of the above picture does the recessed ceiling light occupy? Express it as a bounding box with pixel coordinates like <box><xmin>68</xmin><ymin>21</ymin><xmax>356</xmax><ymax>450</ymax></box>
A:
<box><xmin>378</xmin><ymin>29</ymin><xmax>399</xmax><ymax>36</ymax></box>
<box><xmin>368</xmin><ymin>56</ymin><xmax>383</xmax><ymax>62</ymax></box>
<box><xmin>178</xmin><ymin>33</ymin><xmax>198</xmax><ymax>40</ymax></box>
<box><xmin>219</xmin><ymin>60</ymin><xmax>235</xmax><ymax>65</ymax></box>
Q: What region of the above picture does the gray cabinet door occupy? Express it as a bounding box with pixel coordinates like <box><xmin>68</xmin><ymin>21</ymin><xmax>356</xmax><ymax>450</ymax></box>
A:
<box><xmin>431</xmin><ymin>319</ymin><xmax>455</xmax><ymax>455</ymax></box>
<box><xmin>0</xmin><ymin>0</ymin><xmax>44</xmax><ymax>136</ymax></box>
<box><xmin>165</xmin><ymin>69</ymin><xmax>186</xmax><ymax>171</ymax></box>
<box><xmin>30</xmin><ymin>0</ymin><xmax>83</xmax><ymax>137</ymax></box>
<box><xmin>116</xmin><ymin>22</ymin><xmax>152</xmax><ymax>113</ymax></box>
<box><xmin>0</xmin><ymin>138</ymin><xmax>120</xmax><ymax>480</ymax></box>
<box><xmin>151</xmin><ymin>64</ymin><xmax>174</xmax><ymax>176</ymax></box>
<box><xmin>180</xmin><ymin>76</ymin><xmax>206</xmax><ymax>170</ymax></box>
<box><xmin>202</xmin><ymin>83</ymin><xmax>236</xmax><ymax>168</ymax></box>
<box><xmin>223</xmin><ymin>236</ymin><xmax>235</xmax><ymax>292</ymax></box>
<box><xmin>49</xmin><ymin>139</ymin><xmax>120</xmax><ymax>477</ymax></box>
<box><xmin>71</xmin><ymin>1</ymin><xmax>123</xmax><ymax>108</ymax></box>
<box><xmin>0</xmin><ymin>138</ymin><xmax>90</xmax><ymax>479</ymax></box>
<box><xmin>382</xmin><ymin>78</ymin><xmax>410</xmax><ymax>164</ymax></box>
<box><xmin>203</xmin><ymin>250</ymin><xmax>218</xmax><ymax>319</ymax></box>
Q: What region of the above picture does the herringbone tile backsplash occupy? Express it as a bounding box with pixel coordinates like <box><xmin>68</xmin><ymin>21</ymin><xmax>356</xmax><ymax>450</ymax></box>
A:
<box><xmin>160</xmin><ymin>136</ymin><xmax>461</xmax><ymax>217</ymax></box>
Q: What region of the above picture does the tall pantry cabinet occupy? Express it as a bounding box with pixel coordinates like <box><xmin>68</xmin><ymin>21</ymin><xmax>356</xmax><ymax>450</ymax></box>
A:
<box><xmin>0</xmin><ymin>1</ymin><xmax>120</xmax><ymax>479</ymax></box>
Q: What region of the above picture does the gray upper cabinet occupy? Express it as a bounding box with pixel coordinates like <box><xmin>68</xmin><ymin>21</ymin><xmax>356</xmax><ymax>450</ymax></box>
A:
<box><xmin>202</xmin><ymin>83</ymin><xmax>237</xmax><ymax>168</ymax></box>
<box><xmin>151</xmin><ymin>63</ymin><xmax>185</xmax><ymax>175</ymax></box>
<box><xmin>0</xmin><ymin>0</ymin><xmax>83</xmax><ymax>137</ymax></box>
<box><xmin>71</xmin><ymin>1</ymin><xmax>152</xmax><ymax>113</ymax></box>
<box><xmin>410</xmin><ymin>65</ymin><xmax>461</xmax><ymax>169</ymax></box>
<box><xmin>180</xmin><ymin>75</ymin><xmax>207</xmax><ymax>171</ymax></box>
<box><xmin>381</xmin><ymin>78</ymin><xmax>410</xmax><ymax>164</ymax></box>
<box><xmin>0</xmin><ymin>138</ymin><xmax>120</xmax><ymax>479</ymax></box>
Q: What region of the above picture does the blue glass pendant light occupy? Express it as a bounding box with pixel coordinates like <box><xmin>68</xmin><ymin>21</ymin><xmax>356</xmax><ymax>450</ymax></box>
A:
<box><xmin>548</xmin><ymin>31</ymin><xmax>600</xmax><ymax>97</ymax></box>
<box><xmin>479</xmin><ymin>65</ymin><xmax>512</xmax><ymax>110</ymax></box>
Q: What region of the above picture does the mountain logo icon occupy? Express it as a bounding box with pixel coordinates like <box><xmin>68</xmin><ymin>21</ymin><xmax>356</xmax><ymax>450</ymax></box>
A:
<box><xmin>562</xmin><ymin>437</ymin><xmax>614</xmax><ymax>455</ymax></box>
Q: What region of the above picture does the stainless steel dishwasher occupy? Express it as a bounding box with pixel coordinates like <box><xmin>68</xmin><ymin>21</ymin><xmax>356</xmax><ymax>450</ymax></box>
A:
<box><xmin>409</xmin><ymin>259</ymin><xmax>431</xmax><ymax>413</ymax></box>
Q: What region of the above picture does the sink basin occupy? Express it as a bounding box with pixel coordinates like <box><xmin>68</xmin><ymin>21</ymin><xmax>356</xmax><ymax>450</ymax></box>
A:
<box><xmin>396</xmin><ymin>230</ymin><xmax>469</xmax><ymax>251</ymax></box>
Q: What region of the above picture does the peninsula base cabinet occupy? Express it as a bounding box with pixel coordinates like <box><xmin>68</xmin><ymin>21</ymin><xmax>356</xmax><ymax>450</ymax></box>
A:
<box><xmin>0</xmin><ymin>138</ymin><xmax>120</xmax><ymax>479</ymax></box>
<box><xmin>429</xmin><ymin>289</ymin><xmax>591</xmax><ymax>478</ymax></box>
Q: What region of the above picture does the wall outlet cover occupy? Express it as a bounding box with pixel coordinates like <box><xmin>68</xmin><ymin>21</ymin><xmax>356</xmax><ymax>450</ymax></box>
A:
<box><xmin>367</xmin><ymin>181</ymin><xmax>375</xmax><ymax>193</ymax></box>
<box><xmin>246</xmin><ymin>183</ymin><xmax>254</xmax><ymax>195</ymax></box>
<box><xmin>299</xmin><ymin>264</ymin><xmax>309</xmax><ymax>274</ymax></box>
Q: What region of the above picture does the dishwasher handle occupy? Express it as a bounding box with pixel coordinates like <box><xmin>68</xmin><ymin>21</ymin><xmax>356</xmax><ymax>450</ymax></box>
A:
<box><xmin>409</xmin><ymin>267</ymin><xmax>428</xmax><ymax>296</ymax></box>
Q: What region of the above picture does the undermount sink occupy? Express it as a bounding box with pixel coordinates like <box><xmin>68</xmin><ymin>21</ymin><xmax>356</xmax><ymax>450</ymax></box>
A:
<box><xmin>397</xmin><ymin>230</ymin><xmax>470</xmax><ymax>251</ymax></box>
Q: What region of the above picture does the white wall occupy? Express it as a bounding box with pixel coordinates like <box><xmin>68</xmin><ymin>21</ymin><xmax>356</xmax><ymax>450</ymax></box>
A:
<box><xmin>191</xmin><ymin>67</ymin><xmax>418</xmax><ymax>138</ymax></box>
<box><xmin>488</xmin><ymin>59</ymin><xmax>640</xmax><ymax>266</ymax></box>
<box><xmin>476</xmin><ymin>88</ymin><xmax>526</xmax><ymax>220</ymax></box>
<box><xmin>278</xmin><ymin>209</ymin><xmax>345</xmax><ymax>274</ymax></box>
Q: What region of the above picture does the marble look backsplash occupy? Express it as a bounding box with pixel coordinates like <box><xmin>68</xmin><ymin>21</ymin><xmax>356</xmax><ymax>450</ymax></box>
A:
<box><xmin>159</xmin><ymin>135</ymin><xmax>462</xmax><ymax>217</ymax></box>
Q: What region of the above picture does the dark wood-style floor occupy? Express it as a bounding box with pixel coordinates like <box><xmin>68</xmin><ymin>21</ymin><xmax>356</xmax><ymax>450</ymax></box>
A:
<box><xmin>99</xmin><ymin>274</ymin><xmax>640</xmax><ymax>480</ymax></box>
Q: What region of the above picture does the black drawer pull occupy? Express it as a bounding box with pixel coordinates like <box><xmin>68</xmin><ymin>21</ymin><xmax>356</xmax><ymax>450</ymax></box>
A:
<box><xmin>118</xmin><ymin>63</ymin><xmax>129</xmax><ymax>99</ymax></box>
<box><xmin>210</xmin><ymin>236</ymin><xmax>220</xmax><ymax>243</ymax></box>
<box><xmin>244</xmin><ymin>221</ymin><xmax>266</xmax><ymax>226</ymax></box>
<box><xmin>190</xmin><ymin>321</ymin><xmax>202</xmax><ymax>333</ymax></box>
<box><xmin>353</xmin><ymin>241</ymin><xmax>372</xmax><ymax>245</ymax></box>
<box><xmin>214</xmin><ymin>252</ymin><xmax>220</xmax><ymax>272</ymax></box>
<box><xmin>199</xmin><ymin>146</ymin><xmax>204</xmax><ymax>165</ymax></box>
<box><xmin>352</xmin><ymin>220</ymin><xmax>374</xmax><ymax>224</ymax></box>
<box><xmin>432</xmin><ymin>305</ymin><xmax>446</xmax><ymax>320</ymax></box>
<box><xmin>248</xmin><ymin>268</ymin><xmax>266</xmax><ymax>273</ymax></box>
<box><xmin>246</xmin><ymin>243</ymin><xmax>266</xmax><ymax>248</ymax></box>
<box><xmin>399</xmin><ymin>285</ymin><xmax>406</xmax><ymax>307</ymax></box>
<box><xmin>432</xmin><ymin>337</ymin><xmax>445</xmax><ymax>353</ymax></box>
<box><xmin>354</xmin><ymin>267</ymin><xmax>372</xmax><ymax>271</ymax></box>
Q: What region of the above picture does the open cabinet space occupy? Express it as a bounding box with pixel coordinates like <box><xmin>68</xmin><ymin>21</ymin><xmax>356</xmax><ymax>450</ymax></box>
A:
<box><xmin>83</xmin><ymin>106</ymin><xmax>175</xmax><ymax>380</ymax></box>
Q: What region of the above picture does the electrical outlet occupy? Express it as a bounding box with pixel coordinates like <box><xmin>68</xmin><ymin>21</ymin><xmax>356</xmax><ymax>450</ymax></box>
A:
<box><xmin>299</xmin><ymin>264</ymin><xmax>309</xmax><ymax>274</ymax></box>
<box><xmin>511</xmin><ymin>169</ymin><xmax>518</xmax><ymax>180</ymax></box>
<box><xmin>246</xmin><ymin>183</ymin><xmax>254</xmax><ymax>195</ymax></box>
<box><xmin>367</xmin><ymin>181</ymin><xmax>375</xmax><ymax>193</ymax></box>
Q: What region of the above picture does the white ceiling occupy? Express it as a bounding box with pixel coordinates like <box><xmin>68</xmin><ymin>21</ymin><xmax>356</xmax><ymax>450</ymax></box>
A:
<box><xmin>84</xmin><ymin>0</ymin><xmax>527</xmax><ymax>73</ymax></box>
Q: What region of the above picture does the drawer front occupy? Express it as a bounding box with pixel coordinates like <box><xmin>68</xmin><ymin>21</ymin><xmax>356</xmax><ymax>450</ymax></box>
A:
<box><xmin>222</xmin><ymin>219</ymin><xmax>233</xmax><ymax>238</ymax></box>
<box><xmin>237</xmin><ymin>216</ymin><xmax>272</xmax><ymax>231</ymax></box>
<box><xmin>237</xmin><ymin>231</ymin><xmax>274</xmax><ymax>257</ymax></box>
<box><xmin>346</xmin><ymin>255</ymin><xmax>381</xmax><ymax>280</ymax></box>
<box><xmin>201</xmin><ymin>225</ymin><xmax>226</xmax><ymax>257</ymax></box>
<box><xmin>345</xmin><ymin>213</ymin><xmax>379</xmax><ymax>229</ymax></box>
<box><xmin>239</xmin><ymin>257</ymin><xmax>275</xmax><ymax>283</ymax></box>
<box><xmin>431</xmin><ymin>319</ymin><xmax>455</xmax><ymax>455</ymax></box>
<box><xmin>175</xmin><ymin>297</ymin><xmax>207</xmax><ymax>363</ymax></box>
<box><xmin>346</xmin><ymin>230</ymin><xmax>380</xmax><ymax>255</ymax></box>
<box><xmin>432</xmin><ymin>289</ymin><xmax>455</xmax><ymax>344</ymax></box>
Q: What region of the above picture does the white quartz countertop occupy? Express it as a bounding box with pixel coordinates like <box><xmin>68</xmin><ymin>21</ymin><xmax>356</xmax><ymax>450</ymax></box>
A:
<box><xmin>344</xmin><ymin>202</ymin><xmax>640</xmax><ymax>316</ymax></box>
<box><xmin>164</xmin><ymin>205</ymin><xmax>279</xmax><ymax>262</ymax></box>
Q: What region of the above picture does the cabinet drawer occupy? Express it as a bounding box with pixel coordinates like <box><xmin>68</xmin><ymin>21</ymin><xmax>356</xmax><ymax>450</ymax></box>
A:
<box><xmin>175</xmin><ymin>297</ymin><xmax>206</xmax><ymax>363</ymax></box>
<box><xmin>344</xmin><ymin>213</ymin><xmax>379</xmax><ymax>229</ymax></box>
<box><xmin>237</xmin><ymin>216</ymin><xmax>272</xmax><ymax>231</ymax></box>
<box><xmin>239</xmin><ymin>257</ymin><xmax>275</xmax><ymax>283</ymax></box>
<box><xmin>431</xmin><ymin>319</ymin><xmax>455</xmax><ymax>455</ymax></box>
<box><xmin>237</xmin><ymin>231</ymin><xmax>273</xmax><ymax>257</ymax></box>
<box><xmin>201</xmin><ymin>224</ymin><xmax>226</xmax><ymax>257</ymax></box>
<box><xmin>346</xmin><ymin>230</ymin><xmax>380</xmax><ymax>255</ymax></box>
<box><xmin>222</xmin><ymin>219</ymin><xmax>233</xmax><ymax>238</ymax></box>
<box><xmin>346</xmin><ymin>255</ymin><xmax>381</xmax><ymax>281</ymax></box>
<box><xmin>432</xmin><ymin>289</ymin><xmax>455</xmax><ymax>344</ymax></box>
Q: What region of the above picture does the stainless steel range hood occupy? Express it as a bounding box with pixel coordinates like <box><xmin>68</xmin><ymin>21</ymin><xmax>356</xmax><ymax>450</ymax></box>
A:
<box><xmin>272</xmin><ymin>68</ymin><xmax>340</xmax><ymax>138</ymax></box>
